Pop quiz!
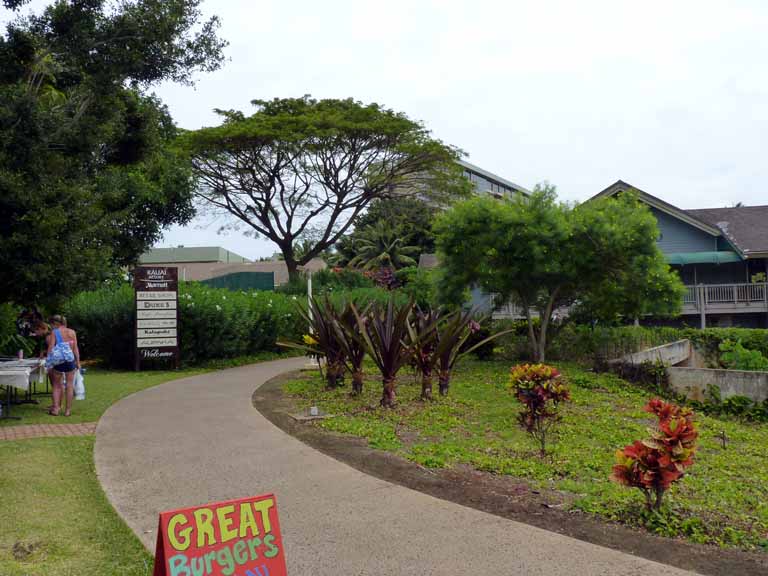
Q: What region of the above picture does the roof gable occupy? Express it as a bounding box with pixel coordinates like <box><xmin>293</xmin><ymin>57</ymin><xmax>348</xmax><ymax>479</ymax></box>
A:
<box><xmin>590</xmin><ymin>180</ymin><xmax>722</xmax><ymax>237</ymax></box>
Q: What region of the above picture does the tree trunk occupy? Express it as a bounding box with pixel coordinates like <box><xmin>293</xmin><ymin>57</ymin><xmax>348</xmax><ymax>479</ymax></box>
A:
<box><xmin>534</xmin><ymin>288</ymin><xmax>561</xmax><ymax>363</ymax></box>
<box><xmin>351</xmin><ymin>370</ymin><xmax>364</xmax><ymax>395</ymax></box>
<box><xmin>438</xmin><ymin>369</ymin><xmax>451</xmax><ymax>396</ymax></box>
<box><xmin>654</xmin><ymin>487</ymin><xmax>665</xmax><ymax>511</ymax></box>
<box><xmin>285</xmin><ymin>257</ymin><xmax>301</xmax><ymax>283</ymax></box>
<box><xmin>325</xmin><ymin>360</ymin><xmax>343</xmax><ymax>389</ymax></box>
<box><xmin>381</xmin><ymin>377</ymin><xmax>397</xmax><ymax>408</ymax></box>
<box><xmin>524</xmin><ymin>307</ymin><xmax>542</xmax><ymax>362</ymax></box>
<box><xmin>420</xmin><ymin>369</ymin><xmax>433</xmax><ymax>401</ymax></box>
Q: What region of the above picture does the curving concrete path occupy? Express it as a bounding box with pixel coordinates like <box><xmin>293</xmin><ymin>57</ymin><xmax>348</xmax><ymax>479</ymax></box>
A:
<box><xmin>95</xmin><ymin>358</ymin><xmax>700</xmax><ymax>575</ymax></box>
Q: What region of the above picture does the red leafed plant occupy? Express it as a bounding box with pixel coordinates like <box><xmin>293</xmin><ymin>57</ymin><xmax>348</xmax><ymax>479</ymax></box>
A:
<box><xmin>611</xmin><ymin>399</ymin><xmax>698</xmax><ymax>511</ymax></box>
<box><xmin>509</xmin><ymin>363</ymin><xmax>571</xmax><ymax>456</ymax></box>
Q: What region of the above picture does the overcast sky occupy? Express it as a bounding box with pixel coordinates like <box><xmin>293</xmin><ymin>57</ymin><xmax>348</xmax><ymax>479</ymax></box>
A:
<box><xmin>6</xmin><ymin>1</ymin><xmax>768</xmax><ymax>260</ymax></box>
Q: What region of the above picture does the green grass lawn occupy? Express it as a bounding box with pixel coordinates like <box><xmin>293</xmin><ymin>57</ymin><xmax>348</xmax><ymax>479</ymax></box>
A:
<box><xmin>0</xmin><ymin>437</ymin><xmax>153</xmax><ymax>576</ymax></box>
<box><xmin>284</xmin><ymin>360</ymin><xmax>768</xmax><ymax>550</ymax></box>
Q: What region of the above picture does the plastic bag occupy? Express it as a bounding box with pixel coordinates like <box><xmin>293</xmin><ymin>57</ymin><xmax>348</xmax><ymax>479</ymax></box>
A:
<box><xmin>74</xmin><ymin>370</ymin><xmax>86</xmax><ymax>400</ymax></box>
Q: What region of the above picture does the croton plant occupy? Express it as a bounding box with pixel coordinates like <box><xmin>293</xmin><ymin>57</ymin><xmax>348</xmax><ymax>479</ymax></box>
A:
<box><xmin>612</xmin><ymin>398</ymin><xmax>698</xmax><ymax>511</ymax></box>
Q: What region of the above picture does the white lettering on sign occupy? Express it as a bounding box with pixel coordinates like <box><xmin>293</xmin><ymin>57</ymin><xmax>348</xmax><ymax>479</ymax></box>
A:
<box><xmin>137</xmin><ymin>328</ymin><xmax>177</xmax><ymax>338</ymax></box>
<box><xmin>137</xmin><ymin>338</ymin><xmax>177</xmax><ymax>348</ymax></box>
<box><xmin>137</xmin><ymin>300</ymin><xmax>177</xmax><ymax>310</ymax></box>
<box><xmin>141</xmin><ymin>349</ymin><xmax>175</xmax><ymax>359</ymax></box>
<box><xmin>137</xmin><ymin>319</ymin><xmax>177</xmax><ymax>329</ymax></box>
<box><xmin>137</xmin><ymin>291</ymin><xmax>177</xmax><ymax>300</ymax></box>
<box><xmin>137</xmin><ymin>310</ymin><xmax>177</xmax><ymax>319</ymax></box>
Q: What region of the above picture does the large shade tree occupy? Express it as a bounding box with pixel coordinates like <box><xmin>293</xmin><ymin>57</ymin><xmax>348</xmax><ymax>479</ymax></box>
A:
<box><xmin>178</xmin><ymin>96</ymin><xmax>468</xmax><ymax>281</ymax></box>
<box><xmin>434</xmin><ymin>187</ymin><xmax>684</xmax><ymax>361</ymax></box>
<box><xmin>0</xmin><ymin>0</ymin><xmax>226</xmax><ymax>306</ymax></box>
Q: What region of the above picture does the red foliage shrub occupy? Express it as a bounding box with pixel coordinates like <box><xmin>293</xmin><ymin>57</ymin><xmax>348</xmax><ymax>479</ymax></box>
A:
<box><xmin>611</xmin><ymin>399</ymin><xmax>698</xmax><ymax>511</ymax></box>
<box><xmin>509</xmin><ymin>363</ymin><xmax>571</xmax><ymax>455</ymax></box>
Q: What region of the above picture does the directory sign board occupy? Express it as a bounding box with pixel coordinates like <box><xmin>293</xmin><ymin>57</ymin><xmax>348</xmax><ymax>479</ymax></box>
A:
<box><xmin>152</xmin><ymin>494</ymin><xmax>288</xmax><ymax>576</ymax></box>
<box><xmin>134</xmin><ymin>267</ymin><xmax>179</xmax><ymax>369</ymax></box>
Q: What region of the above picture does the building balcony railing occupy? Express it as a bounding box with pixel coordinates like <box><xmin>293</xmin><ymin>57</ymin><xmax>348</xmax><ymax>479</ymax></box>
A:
<box><xmin>492</xmin><ymin>283</ymin><xmax>768</xmax><ymax>321</ymax></box>
<box><xmin>683</xmin><ymin>283</ymin><xmax>768</xmax><ymax>314</ymax></box>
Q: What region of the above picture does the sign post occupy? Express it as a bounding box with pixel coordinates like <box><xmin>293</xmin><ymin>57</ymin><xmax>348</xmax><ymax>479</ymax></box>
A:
<box><xmin>153</xmin><ymin>494</ymin><xmax>288</xmax><ymax>576</ymax></box>
<box><xmin>134</xmin><ymin>266</ymin><xmax>179</xmax><ymax>370</ymax></box>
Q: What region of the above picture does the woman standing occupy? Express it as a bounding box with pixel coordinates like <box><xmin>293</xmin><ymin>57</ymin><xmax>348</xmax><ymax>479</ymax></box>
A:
<box><xmin>45</xmin><ymin>315</ymin><xmax>81</xmax><ymax>416</ymax></box>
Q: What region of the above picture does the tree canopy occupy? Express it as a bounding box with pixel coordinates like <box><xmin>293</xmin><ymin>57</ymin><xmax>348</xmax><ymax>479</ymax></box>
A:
<box><xmin>0</xmin><ymin>0</ymin><xmax>226</xmax><ymax>306</ymax></box>
<box><xmin>178</xmin><ymin>96</ymin><xmax>469</xmax><ymax>280</ymax></box>
<box><xmin>434</xmin><ymin>187</ymin><xmax>684</xmax><ymax>361</ymax></box>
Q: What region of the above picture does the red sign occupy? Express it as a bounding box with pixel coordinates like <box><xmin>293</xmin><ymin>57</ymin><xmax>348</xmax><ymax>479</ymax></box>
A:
<box><xmin>153</xmin><ymin>494</ymin><xmax>287</xmax><ymax>576</ymax></box>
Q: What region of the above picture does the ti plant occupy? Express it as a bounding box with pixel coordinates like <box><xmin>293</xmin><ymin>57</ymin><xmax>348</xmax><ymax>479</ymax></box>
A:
<box><xmin>334</xmin><ymin>301</ymin><xmax>370</xmax><ymax>395</ymax></box>
<box><xmin>509</xmin><ymin>363</ymin><xmax>571</xmax><ymax>456</ymax></box>
<box><xmin>411</xmin><ymin>309</ymin><xmax>509</xmax><ymax>399</ymax></box>
<box><xmin>611</xmin><ymin>399</ymin><xmax>698</xmax><ymax>511</ymax></box>
<box><xmin>406</xmin><ymin>308</ymin><xmax>441</xmax><ymax>400</ymax></box>
<box><xmin>280</xmin><ymin>296</ymin><xmax>347</xmax><ymax>389</ymax></box>
<box><xmin>433</xmin><ymin>311</ymin><xmax>489</xmax><ymax>396</ymax></box>
<box><xmin>354</xmin><ymin>297</ymin><xmax>414</xmax><ymax>408</ymax></box>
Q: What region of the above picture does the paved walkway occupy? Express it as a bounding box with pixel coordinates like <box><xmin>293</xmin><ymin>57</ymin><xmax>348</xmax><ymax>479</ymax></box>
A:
<box><xmin>95</xmin><ymin>358</ymin><xmax>700</xmax><ymax>576</ymax></box>
<box><xmin>1</xmin><ymin>421</ymin><xmax>96</xmax><ymax>440</ymax></box>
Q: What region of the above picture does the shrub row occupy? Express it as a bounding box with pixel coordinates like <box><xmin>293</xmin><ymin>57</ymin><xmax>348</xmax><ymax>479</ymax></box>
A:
<box><xmin>494</xmin><ymin>321</ymin><xmax>768</xmax><ymax>365</ymax></box>
<box><xmin>64</xmin><ymin>283</ymin><xmax>306</xmax><ymax>368</ymax></box>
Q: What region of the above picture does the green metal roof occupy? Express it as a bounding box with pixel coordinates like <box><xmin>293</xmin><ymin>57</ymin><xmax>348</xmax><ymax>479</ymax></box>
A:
<box><xmin>140</xmin><ymin>246</ymin><xmax>249</xmax><ymax>264</ymax></box>
<box><xmin>665</xmin><ymin>251</ymin><xmax>742</xmax><ymax>265</ymax></box>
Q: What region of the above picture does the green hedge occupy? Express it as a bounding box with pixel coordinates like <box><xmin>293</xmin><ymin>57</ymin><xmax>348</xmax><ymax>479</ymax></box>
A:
<box><xmin>495</xmin><ymin>321</ymin><xmax>768</xmax><ymax>365</ymax></box>
<box><xmin>64</xmin><ymin>283</ymin><xmax>305</xmax><ymax>368</ymax></box>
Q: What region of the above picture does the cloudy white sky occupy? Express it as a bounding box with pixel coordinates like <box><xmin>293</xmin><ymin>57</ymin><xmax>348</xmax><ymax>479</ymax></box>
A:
<box><xmin>6</xmin><ymin>1</ymin><xmax>768</xmax><ymax>260</ymax></box>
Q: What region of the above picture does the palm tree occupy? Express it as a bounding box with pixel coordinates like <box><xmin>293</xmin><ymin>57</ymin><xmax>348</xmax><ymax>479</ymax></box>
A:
<box><xmin>347</xmin><ymin>222</ymin><xmax>420</xmax><ymax>270</ymax></box>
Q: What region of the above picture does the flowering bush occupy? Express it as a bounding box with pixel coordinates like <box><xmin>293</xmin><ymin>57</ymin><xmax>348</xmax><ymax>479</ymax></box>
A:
<box><xmin>611</xmin><ymin>399</ymin><xmax>698</xmax><ymax>511</ymax></box>
<box><xmin>509</xmin><ymin>363</ymin><xmax>570</xmax><ymax>455</ymax></box>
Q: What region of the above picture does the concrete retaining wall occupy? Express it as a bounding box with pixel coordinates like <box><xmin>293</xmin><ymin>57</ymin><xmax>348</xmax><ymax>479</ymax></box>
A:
<box><xmin>618</xmin><ymin>339</ymin><xmax>692</xmax><ymax>366</ymax></box>
<box><xmin>668</xmin><ymin>367</ymin><xmax>768</xmax><ymax>403</ymax></box>
<box><xmin>614</xmin><ymin>338</ymin><xmax>768</xmax><ymax>402</ymax></box>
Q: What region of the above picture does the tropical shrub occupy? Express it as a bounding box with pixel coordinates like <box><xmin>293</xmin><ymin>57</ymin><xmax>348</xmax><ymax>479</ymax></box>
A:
<box><xmin>718</xmin><ymin>339</ymin><xmax>768</xmax><ymax>371</ymax></box>
<box><xmin>434</xmin><ymin>312</ymin><xmax>485</xmax><ymax>396</ymax></box>
<box><xmin>612</xmin><ymin>399</ymin><xmax>698</xmax><ymax>511</ymax></box>
<box><xmin>406</xmin><ymin>308</ymin><xmax>441</xmax><ymax>400</ymax></box>
<box><xmin>509</xmin><ymin>363</ymin><xmax>570</xmax><ymax>455</ymax></box>
<box><xmin>355</xmin><ymin>297</ymin><xmax>414</xmax><ymax>408</ymax></box>
<box><xmin>282</xmin><ymin>296</ymin><xmax>347</xmax><ymax>389</ymax></box>
<box><xmin>334</xmin><ymin>302</ymin><xmax>370</xmax><ymax>395</ymax></box>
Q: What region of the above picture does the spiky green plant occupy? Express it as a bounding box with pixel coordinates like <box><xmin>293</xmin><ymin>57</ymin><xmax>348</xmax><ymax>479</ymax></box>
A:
<box><xmin>354</xmin><ymin>297</ymin><xmax>414</xmax><ymax>408</ymax></box>
<box><xmin>406</xmin><ymin>308</ymin><xmax>441</xmax><ymax>400</ymax></box>
<box><xmin>280</xmin><ymin>296</ymin><xmax>347</xmax><ymax>388</ymax></box>
<box><xmin>334</xmin><ymin>301</ymin><xmax>370</xmax><ymax>395</ymax></box>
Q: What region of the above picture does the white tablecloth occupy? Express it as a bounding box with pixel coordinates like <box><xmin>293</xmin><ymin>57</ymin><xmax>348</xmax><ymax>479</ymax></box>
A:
<box><xmin>0</xmin><ymin>359</ymin><xmax>46</xmax><ymax>391</ymax></box>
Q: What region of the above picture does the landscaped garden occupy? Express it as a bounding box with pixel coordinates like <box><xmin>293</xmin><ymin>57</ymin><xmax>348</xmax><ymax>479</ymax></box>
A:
<box><xmin>282</xmin><ymin>358</ymin><xmax>768</xmax><ymax>550</ymax></box>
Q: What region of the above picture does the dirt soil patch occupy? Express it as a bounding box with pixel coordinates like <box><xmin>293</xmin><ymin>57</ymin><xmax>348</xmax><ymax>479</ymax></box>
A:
<box><xmin>254</xmin><ymin>371</ymin><xmax>767</xmax><ymax>576</ymax></box>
